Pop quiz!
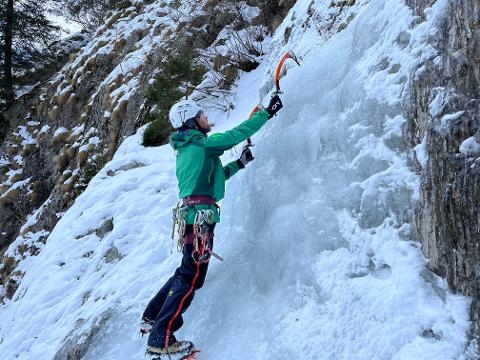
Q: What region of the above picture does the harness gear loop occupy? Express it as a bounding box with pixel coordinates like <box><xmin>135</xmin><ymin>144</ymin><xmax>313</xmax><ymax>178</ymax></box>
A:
<box><xmin>171</xmin><ymin>201</ymin><xmax>223</xmax><ymax>262</ymax></box>
<box><xmin>171</xmin><ymin>202</ymin><xmax>188</xmax><ymax>252</ymax></box>
<box><xmin>192</xmin><ymin>209</ymin><xmax>215</xmax><ymax>264</ymax></box>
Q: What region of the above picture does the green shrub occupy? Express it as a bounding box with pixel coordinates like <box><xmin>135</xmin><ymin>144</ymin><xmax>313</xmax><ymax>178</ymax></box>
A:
<box><xmin>75</xmin><ymin>155</ymin><xmax>104</xmax><ymax>196</ymax></box>
<box><xmin>142</xmin><ymin>111</ymin><xmax>173</xmax><ymax>147</ymax></box>
<box><xmin>142</xmin><ymin>49</ymin><xmax>206</xmax><ymax>147</ymax></box>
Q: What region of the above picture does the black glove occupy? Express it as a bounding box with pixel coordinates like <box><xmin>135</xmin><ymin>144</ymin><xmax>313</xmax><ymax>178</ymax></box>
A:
<box><xmin>237</xmin><ymin>144</ymin><xmax>254</xmax><ymax>169</ymax></box>
<box><xmin>266</xmin><ymin>94</ymin><xmax>283</xmax><ymax>118</ymax></box>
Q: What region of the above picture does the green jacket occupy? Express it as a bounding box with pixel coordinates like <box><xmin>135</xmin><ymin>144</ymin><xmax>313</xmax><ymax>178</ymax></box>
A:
<box><xmin>170</xmin><ymin>109</ymin><xmax>270</xmax><ymax>223</ymax></box>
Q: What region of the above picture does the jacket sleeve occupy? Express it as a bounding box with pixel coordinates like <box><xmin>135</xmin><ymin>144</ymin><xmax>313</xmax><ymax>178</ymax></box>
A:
<box><xmin>204</xmin><ymin>110</ymin><xmax>269</xmax><ymax>152</ymax></box>
<box><xmin>223</xmin><ymin>160</ymin><xmax>241</xmax><ymax>180</ymax></box>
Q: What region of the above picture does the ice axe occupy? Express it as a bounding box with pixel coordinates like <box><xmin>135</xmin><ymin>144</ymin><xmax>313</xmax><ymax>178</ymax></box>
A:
<box><xmin>248</xmin><ymin>50</ymin><xmax>301</xmax><ymax>117</ymax></box>
<box><xmin>245</xmin><ymin>50</ymin><xmax>301</xmax><ymax>147</ymax></box>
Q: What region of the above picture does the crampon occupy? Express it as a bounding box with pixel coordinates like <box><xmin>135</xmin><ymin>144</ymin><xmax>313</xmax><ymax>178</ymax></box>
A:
<box><xmin>147</xmin><ymin>349</ymin><xmax>200</xmax><ymax>360</ymax></box>
<box><xmin>181</xmin><ymin>349</ymin><xmax>200</xmax><ymax>360</ymax></box>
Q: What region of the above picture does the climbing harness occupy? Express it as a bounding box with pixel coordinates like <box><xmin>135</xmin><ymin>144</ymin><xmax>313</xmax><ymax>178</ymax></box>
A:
<box><xmin>171</xmin><ymin>201</ymin><xmax>224</xmax><ymax>263</ymax></box>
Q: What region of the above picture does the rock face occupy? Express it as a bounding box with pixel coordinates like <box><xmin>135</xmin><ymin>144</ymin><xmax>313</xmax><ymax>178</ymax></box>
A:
<box><xmin>0</xmin><ymin>0</ymin><xmax>297</xmax><ymax>314</ymax></box>
<box><xmin>404</xmin><ymin>0</ymin><xmax>480</xmax><ymax>351</ymax></box>
<box><xmin>0</xmin><ymin>3</ymin><xmax>160</xmax><ymax>302</ymax></box>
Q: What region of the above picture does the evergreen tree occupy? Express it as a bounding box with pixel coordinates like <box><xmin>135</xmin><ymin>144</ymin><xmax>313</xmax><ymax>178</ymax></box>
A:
<box><xmin>0</xmin><ymin>0</ymin><xmax>59</xmax><ymax>110</ymax></box>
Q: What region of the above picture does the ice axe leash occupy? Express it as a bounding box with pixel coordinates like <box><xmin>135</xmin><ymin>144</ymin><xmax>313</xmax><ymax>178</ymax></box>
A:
<box><xmin>246</xmin><ymin>50</ymin><xmax>301</xmax><ymax>147</ymax></box>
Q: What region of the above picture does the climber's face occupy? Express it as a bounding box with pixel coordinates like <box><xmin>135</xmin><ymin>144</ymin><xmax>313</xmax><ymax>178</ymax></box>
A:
<box><xmin>197</xmin><ymin>111</ymin><xmax>211</xmax><ymax>133</ymax></box>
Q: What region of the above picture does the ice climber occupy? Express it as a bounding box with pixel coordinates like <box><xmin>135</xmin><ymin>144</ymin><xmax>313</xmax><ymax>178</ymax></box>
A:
<box><xmin>141</xmin><ymin>94</ymin><xmax>283</xmax><ymax>357</ymax></box>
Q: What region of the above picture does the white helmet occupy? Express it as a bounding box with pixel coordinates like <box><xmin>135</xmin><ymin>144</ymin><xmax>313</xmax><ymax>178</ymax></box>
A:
<box><xmin>169</xmin><ymin>99</ymin><xmax>201</xmax><ymax>128</ymax></box>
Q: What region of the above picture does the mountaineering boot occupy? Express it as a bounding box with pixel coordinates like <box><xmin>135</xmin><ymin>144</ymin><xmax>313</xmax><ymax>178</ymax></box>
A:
<box><xmin>146</xmin><ymin>340</ymin><xmax>194</xmax><ymax>358</ymax></box>
<box><xmin>140</xmin><ymin>316</ymin><xmax>154</xmax><ymax>336</ymax></box>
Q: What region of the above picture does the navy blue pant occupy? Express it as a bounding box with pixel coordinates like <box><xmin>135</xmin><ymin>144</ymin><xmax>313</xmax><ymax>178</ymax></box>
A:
<box><xmin>144</xmin><ymin>226</ymin><xmax>213</xmax><ymax>348</ymax></box>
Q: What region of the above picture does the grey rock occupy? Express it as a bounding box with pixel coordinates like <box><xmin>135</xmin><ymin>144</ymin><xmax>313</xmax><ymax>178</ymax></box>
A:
<box><xmin>53</xmin><ymin>313</ymin><xmax>110</xmax><ymax>360</ymax></box>
<box><xmin>96</xmin><ymin>218</ymin><xmax>113</xmax><ymax>238</ymax></box>
<box><xmin>403</xmin><ymin>0</ymin><xmax>480</xmax><ymax>353</ymax></box>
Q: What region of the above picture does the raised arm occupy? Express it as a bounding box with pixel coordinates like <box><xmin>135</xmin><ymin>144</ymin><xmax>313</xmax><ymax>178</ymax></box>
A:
<box><xmin>204</xmin><ymin>110</ymin><xmax>269</xmax><ymax>152</ymax></box>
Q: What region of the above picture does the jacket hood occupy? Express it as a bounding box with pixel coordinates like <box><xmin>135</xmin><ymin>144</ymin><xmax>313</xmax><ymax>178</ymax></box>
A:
<box><xmin>170</xmin><ymin>129</ymin><xmax>205</xmax><ymax>150</ymax></box>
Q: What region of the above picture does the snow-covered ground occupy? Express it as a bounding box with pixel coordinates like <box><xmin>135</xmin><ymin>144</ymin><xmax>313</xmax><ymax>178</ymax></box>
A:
<box><xmin>0</xmin><ymin>0</ymin><xmax>473</xmax><ymax>359</ymax></box>
<box><xmin>48</xmin><ymin>14</ymin><xmax>83</xmax><ymax>37</ymax></box>
<box><xmin>46</xmin><ymin>0</ymin><xmax>83</xmax><ymax>37</ymax></box>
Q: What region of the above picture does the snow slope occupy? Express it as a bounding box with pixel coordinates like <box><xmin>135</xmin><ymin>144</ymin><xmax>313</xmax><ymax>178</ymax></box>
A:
<box><xmin>0</xmin><ymin>1</ymin><xmax>472</xmax><ymax>359</ymax></box>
